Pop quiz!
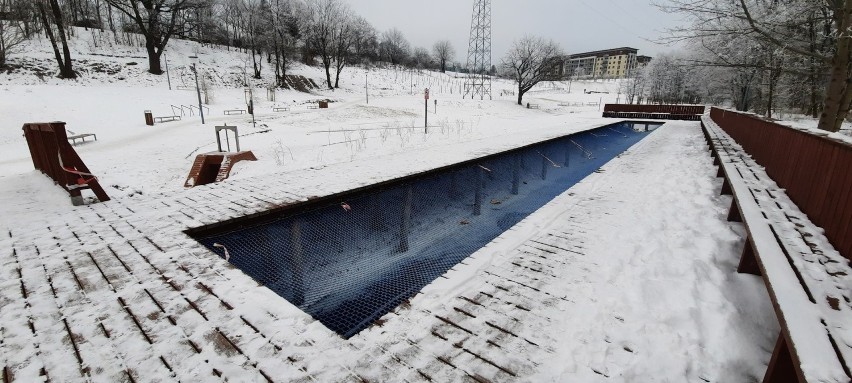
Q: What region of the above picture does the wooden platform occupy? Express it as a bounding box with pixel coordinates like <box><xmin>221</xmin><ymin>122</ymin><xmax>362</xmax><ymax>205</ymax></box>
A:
<box><xmin>2</xmin><ymin>120</ymin><xmax>785</xmax><ymax>382</ymax></box>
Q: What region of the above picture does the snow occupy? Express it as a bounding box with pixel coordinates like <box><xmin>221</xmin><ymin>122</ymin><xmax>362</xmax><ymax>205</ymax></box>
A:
<box><xmin>411</xmin><ymin>122</ymin><xmax>779</xmax><ymax>382</ymax></box>
<box><xmin>745</xmin><ymin>111</ymin><xmax>852</xmax><ymax>145</ymax></box>
<box><xmin>0</xmin><ymin>28</ymin><xmax>803</xmax><ymax>381</ymax></box>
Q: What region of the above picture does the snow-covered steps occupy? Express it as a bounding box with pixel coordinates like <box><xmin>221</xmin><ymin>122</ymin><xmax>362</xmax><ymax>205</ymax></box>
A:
<box><xmin>702</xmin><ymin>116</ymin><xmax>852</xmax><ymax>383</ymax></box>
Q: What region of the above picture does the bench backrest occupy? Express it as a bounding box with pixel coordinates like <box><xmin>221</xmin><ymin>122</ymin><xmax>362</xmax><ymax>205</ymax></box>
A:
<box><xmin>22</xmin><ymin>122</ymin><xmax>110</xmax><ymax>202</ymax></box>
<box><xmin>603</xmin><ymin>104</ymin><xmax>705</xmax><ymax>115</ymax></box>
<box><xmin>710</xmin><ymin>107</ymin><xmax>852</xmax><ymax>261</ymax></box>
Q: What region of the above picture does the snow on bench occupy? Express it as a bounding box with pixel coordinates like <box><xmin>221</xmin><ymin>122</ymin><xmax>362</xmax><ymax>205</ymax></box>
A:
<box><xmin>67</xmin><ymin>133</ymin><xmax>97</xmax><ymax>145</ymax></box>
<box><xmin>526</xmin><ymin>103</ymin><xmax>540</xmax><ymax>109</ymax></box>
<box><xmin>224</xmin><ymin>109</ymin><xmax>246</xmax><ymax>115</ymax></box>
<box><xmin>702</xmin><ymin>116</ymin><xmax>852</xmax><ymax>383</ymax></box>
<box><xmin>273</xmin><ymin>106</ymin><xmax>290</xmax><ymax>112</ymax></box>
<box><xmin>154</xmin><ymin>115</ymin><xmax>181</xmax><ymax>123</ymax></box>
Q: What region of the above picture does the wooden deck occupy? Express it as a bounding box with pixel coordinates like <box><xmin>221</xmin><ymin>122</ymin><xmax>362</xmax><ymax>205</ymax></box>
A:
<box><xmin>1</xmin><ymin>120</ymin><xmax>782</xmax><ymax>382</ymax></box>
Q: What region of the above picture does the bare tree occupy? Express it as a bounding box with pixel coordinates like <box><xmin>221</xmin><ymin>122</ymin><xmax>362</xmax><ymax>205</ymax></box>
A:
<box><xmin>620</xmin><ymin>66</ymin><xmax>648</xmax><ymax>105</ymax></box>
<box><xmin>411</xmin><ymin>46</ymin><xmax>431</xmax><ymax>69</ymax></box>
<box><xmin>240</xmin><ymin>0</ymin><xmax>270</xmax><ymax>79</ymax></box>
<box><xmin>432</xmin><ymin>40</ymin><xmax>454</xmax><ymax>72</ymax></box>
<box><xmin>305</xmin><ymin>0</ymin><xmax>349</xmax><ymax>89</ymax></box>
<box><xmin>37</xmin><ymin>0</ymin><xmax>76</xmax><ymax>78</ymax></box>
<box><xmin>104</xmin><ymin>0</ymin><xmax>209</xmax><ymax>74</ymax></box>
<box><xmin>643</xmin><ymin>52</ymin><xmax>702</xmax><ymax>105</ymax></box>
<box><xmin>0</xmin><ymin>19</ymin><xmax>26</xmax><ymax>67</ymax></box>
<box><xmin>659</xmin><ymin>0</ymin><xmax>850</xmax><ymax>132</ymax></box>
<box><xmin>0</xmin><ymin>0</ymin><xmax>37</xmax><ymax>67</ymax></box>
<box><xmin>269</xmin><ymin>0</ymin><xmax>299</xmax><ymax>87</ymax></box>
<box><xmin>501</xmin><ymin>36</ymin><xmax>562</xmax><ymax>105</ymax></box>
<box><xmin>330</xmin><ymin>12</ymin><xmax>355</xmax><ymax>88</ymax></box>
<box><xmin>379</xmin><ymin>27</ymin><xmax>409</xmax><ymax>65</ymax></box>
<box><xmin>350</xmin><ymin>16</ymin><xmax>377</xmax><ymax>63</ymax></box>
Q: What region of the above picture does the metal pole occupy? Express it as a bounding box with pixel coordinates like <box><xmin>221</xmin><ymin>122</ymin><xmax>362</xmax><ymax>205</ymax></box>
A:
<box><xmin>164</xmin><ymin>51</ymin><xmax>171</xmax><ymax>90</ymax></box>
<box><xmin>399</xmin><ymin>186</ymin><xmax>412</xmax><ymax>253</ymax></box>
<box><xmin>365</xmin><ymin>72</ymin><xmax>369</xmax><ymax>104</ymax></box>
<box><xmin>473</xmin><ymin>167</ymin><xmax>482</xmax><ymax>216</ymax></box>
<box><xmin>511</xmin><ymin>155</ymin><xmax>519</xmax><ymax>195</ymax></box>
<box><xmin>193</xmin><ymin>64</ymin><xmax>205</xmax><ymax>124</ymax></box>
<box><xmin>425</xmin><ymin>98</ymin><xmax>428</xmax><ymax>133</ymax></box>
<box><xmin>290</xmin><ymin>219</ymin><xmax>304</xmax><ymax>306</ymax></box>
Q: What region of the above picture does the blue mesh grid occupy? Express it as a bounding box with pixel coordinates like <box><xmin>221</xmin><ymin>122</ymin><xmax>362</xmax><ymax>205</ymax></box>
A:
<box><xmin>192</xmin><ymin>121</ymin><xmax>661</xmax><ymax>338</ymax></box>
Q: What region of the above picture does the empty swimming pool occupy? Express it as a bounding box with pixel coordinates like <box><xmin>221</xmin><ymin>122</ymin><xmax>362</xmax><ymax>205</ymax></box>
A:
<box><xmin>189</xmin><ymin>121</ymin><xmax>662</xmax><ymax>338</ymax></box>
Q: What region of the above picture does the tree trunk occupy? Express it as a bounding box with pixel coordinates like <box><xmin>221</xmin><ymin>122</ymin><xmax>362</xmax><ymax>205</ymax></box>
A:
<box><xmin>48</xmin><ymin>0</ymin><xmax>76</xmax><ymax>78</ymax></box>
<box><xmin>334</xmin><ymin>57</ymin><xmax>344</xmax><ymax>88</ymax></box>
<box><xmin>38</xmin><ymin>1</ymin><xmax>68</xmax><ymax>78</ymax></box>
<box><xmin>817</xmin><ymin>51</ymin><xmax>850</xmax><ymax>132</ymax></box>
<box><xmin>251</xmin><ymin>47</ymin><xmax>261</xmax><ymax>79</ymax></box>
<box><xmin>322</xmin><ymin>54</ymin><xmax>333</xmax><ymax>89</ymax></box>
<box><xmin>146</xmin><ymin>43</ymin><xmax>163</xmax><ymax>74</ymax></box>
<box><xmin>517</xmin><ymin>88</ymin><xmax>523</xmax><ymax>105</ymax></box>
<box><xmin>0</xmin><ymin>21</ymin><xmax>6</xmax><ymax>67</ymax></box>
<box><xmin>816</xmin><ymin>3</ymin><xmax>852</xmax><ymax>132</ymax></box>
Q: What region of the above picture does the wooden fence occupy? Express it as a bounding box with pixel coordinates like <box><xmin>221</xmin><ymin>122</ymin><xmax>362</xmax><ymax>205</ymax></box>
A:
<box><xmin>602</xmin><ymin>104</ymin><xmax>705</xmax><ymax>120</ymax></box>
<box><xmin>23</xmin><ymin>122</ymin><xmax>110</xmax><ymax>204</ymax></box>
<box><xmin>709</xmin><ymin>107</ymin><xmax>852</xmax><ymax>260</ymax></box>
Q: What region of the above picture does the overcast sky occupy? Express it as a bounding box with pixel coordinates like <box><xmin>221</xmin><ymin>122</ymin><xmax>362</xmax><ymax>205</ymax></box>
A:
<box><xmin>341</xmin><ymin>0</ymin><xmax>684</xmax><ymax>63</ymax></box>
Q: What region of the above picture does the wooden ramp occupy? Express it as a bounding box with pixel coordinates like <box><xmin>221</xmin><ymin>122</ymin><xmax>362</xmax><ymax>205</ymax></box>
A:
<box><xmin>185</xmin><ymin>151</ymin><xmax>257</xmax><ymax>188</ymax></box>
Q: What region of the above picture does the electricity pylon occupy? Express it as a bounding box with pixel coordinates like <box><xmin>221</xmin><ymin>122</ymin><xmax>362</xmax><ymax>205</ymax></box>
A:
<box><xmin>463</xmin><ymin>0</ymin><xmax>492</xmax><ymax>100</ymax></box>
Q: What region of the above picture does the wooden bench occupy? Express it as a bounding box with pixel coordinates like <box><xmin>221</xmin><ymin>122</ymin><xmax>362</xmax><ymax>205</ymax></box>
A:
<box><xmin>702</xmin><ymin>116</ymin><xmax>852</xmax><ymax>383</ymax></box>
<box><xmin>306</xmin><ymin>104</ymin><xmax>319</xmax><ymax>110</ymax></box>
<box><xmin>526</xmin><ymin>103</ymin><xmax>540</xmax><ymax>109</ymax></box>
<box><xmin>273</xmin><ymin>106</ymin><xmax>290</xmax><ymax>112</ymax></box>
<box><xmin>67</xmin><ymin>133</ymin><xmax>97</xmax><ymax>145</ymax></box>
<box><xmin>224</xmin><ymin>109</ymin><xmax>246</xmax><ymax>115</ymax></box>
<box><xmin>154</xmin><ymin>115</ymin><xmax>181</xmax><ymax>123</ymax></box>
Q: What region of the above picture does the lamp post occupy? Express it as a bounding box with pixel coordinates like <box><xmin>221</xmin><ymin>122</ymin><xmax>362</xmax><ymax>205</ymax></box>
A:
<box><xmin>189</xmin><ymin>55</ymin><xmax>205</xmax><ymax>125</ymax></box>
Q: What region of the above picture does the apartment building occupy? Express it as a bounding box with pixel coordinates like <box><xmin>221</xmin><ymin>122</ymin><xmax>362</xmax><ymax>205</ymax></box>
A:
<box><xmin>564</xmin><ymin>47</ymin><xmax>644</xmax><ymax>80</ymax></box>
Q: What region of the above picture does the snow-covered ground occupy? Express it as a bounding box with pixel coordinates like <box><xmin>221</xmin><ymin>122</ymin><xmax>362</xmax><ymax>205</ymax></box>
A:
<box><xmin>0</xmin><ymin>28</ymin><xmax>627</xmax><ymax>225</ymax></box>
<box><xmin>1</xmin><ymin>30</ymin><xmax>781</xmax><ymax>381</ymax></box>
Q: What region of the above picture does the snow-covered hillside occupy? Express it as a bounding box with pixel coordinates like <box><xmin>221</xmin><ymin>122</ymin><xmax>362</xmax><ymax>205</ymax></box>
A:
<box><xmin>0</xmin><ymin>28</ymin><xmax>624</xmax><ymax>210</ymax></box>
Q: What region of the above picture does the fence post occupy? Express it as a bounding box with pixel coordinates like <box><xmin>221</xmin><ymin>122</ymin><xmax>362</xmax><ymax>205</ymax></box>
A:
<box><xmin>399</xmin><ymin>186</ymin><xmax>412</xmax><ymax>252</ymax></box>
<box><xmin>512</xmin><ymin>154</ymin><xmax>520</xmax><ymax>195</ymax></box>
<box><xmin>564</xmin><ymin>140</ymin><xmax>571</xmax><ymax>167</ymax></box>
<box><xmin>474</xmin><ymin>167</ymin><xmax>482</xmax><ymax>216</ymax></box>
<box><xmin>290</xmin><ymin>218</ymin><xmax>305</xmax><ymax>306</ymax></box>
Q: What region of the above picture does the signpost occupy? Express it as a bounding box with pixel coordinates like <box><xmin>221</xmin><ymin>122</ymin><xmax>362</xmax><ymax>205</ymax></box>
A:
<box><xmin>424</xmin><ymin>88</ymin><xmax>430</xmax><ymax>133</ymax></box>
